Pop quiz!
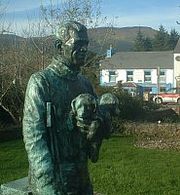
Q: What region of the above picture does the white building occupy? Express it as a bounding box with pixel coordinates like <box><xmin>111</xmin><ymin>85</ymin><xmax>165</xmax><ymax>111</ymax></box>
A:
<box><xmin>174</xmin><ymin>39</ymin><xmax>180</xmax><ymax>86</ymax></box>
<box><xmin>99</xmin><ymin>48</ymin><xmax>180</xmax><ymax>93</ymax></box>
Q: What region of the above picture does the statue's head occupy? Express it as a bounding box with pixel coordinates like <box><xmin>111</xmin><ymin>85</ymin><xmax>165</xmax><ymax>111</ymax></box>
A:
<box><xmin>55</xmin><ymin>21</ymin><xmax>89</xmax><ymax>71</ymax></box>
<box><xmin>71</xmin><ymin>93</ymin><xmax>97</xmax><ymax>121</ymax></box>
<box><xmin>99</xmin><ymin>93</ymin><xmax>120</xmax><ymax>116</ymax></box>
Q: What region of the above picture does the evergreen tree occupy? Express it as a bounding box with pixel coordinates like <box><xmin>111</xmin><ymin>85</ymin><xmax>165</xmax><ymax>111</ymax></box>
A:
<box><xmin>168</xmin><ymin>29</ymin><xmax>179</xmax><ymax>50</ymax></box>
<box><xmin>143</xmin><ymin>37</ymin><xmax>153</xmax><ymax>51</ymax></box>
<box><xmin>134</xmin><ymin>30</ymin><xmax>145</xmax><ymax>51</ymax></box>
<box><xmin>133</xmin><ymin>25</ymin><xmax>179</xmax><ymax>51</ymax></box>
<box><xmin>134</xmin><ymin>29</ymin><xmax>153</xmax><ymax>51</ymax></box>
<box><xmin>153</xmin><ymin>25</ymin><xmax>169</xmax><ymax>51</ymax></box>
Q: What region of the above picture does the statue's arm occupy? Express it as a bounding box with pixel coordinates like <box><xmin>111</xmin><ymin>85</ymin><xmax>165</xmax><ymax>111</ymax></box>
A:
<box><xmin>23</xmin><ymin>74</ymin><xmax>58</xmax><ymax>194</ymax></box>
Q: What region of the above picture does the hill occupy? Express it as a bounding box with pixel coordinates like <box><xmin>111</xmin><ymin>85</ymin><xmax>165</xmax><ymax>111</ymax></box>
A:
<box><xmin>0</xmin><ymin>26</ymin><xmax>158</xmax><ymax>54</ymax></box>
<box><xmin>0</xmin><ymin>34</ymin><xmax>25</xmax><ymax>50</ymax></box>
<box><xmin>88</xmin><ymin>26</ymin><xmax>157</xmax><ymax>54</ymax></box>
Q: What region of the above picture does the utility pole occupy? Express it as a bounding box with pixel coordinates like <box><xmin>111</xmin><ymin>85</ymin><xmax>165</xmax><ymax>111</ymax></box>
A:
<box><xmin>175</xmin><ymin>75</ymin><xmax>180</xmax><ymax>93</ymax></box>
<box><xmin>157</xmin><ymin>66</ymin><xmax>160</xmax><ymax>94</ymax></box>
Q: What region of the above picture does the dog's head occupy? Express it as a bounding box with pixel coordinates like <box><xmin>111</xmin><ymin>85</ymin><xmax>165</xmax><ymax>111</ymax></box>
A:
<box><xmin>99</xmin><ymin>93</ymin><xmax>120</xmax><ymax>116</ymax></box>
<box><xmin>71</xmin><ymin>93</ymin><xmax>97</xmax><ymax>121</ymax></box>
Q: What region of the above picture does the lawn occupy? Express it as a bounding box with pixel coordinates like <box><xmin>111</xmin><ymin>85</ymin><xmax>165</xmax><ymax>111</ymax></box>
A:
<box><xmin>90</xmin><ymin>136</ymin><xmax>180</xmax><ymax>195</ymax></box>
<box><xmin>0</xmin><ymin>140</ymin><xmax>28</xmax><ymax>184</ymax></box>
<box><xmin>0</xmin><ymin>136</ymin><xmax>180</xmax><ymax>195</ymax></box>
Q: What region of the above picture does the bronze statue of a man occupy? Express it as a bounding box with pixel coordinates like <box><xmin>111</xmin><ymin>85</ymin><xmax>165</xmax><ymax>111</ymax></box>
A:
<box><xmin>23</xmin><ymin>21</ymin><xmax>108</xmax><ymax>195</ymax></box>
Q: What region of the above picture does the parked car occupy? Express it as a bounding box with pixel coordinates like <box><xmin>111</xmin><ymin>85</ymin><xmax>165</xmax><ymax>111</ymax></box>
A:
<box><xmin>121</xmin><ymin>82</ymin><xmax>143</xmax><ymax>97</ymax></box>
<box><xmin>153</xmin><ymin>88</ymin><xmax>180</xmax><ymax>104</ymax></box>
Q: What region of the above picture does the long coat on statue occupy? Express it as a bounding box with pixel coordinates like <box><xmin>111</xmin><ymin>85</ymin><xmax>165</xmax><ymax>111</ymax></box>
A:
<box><xmin>23</xmin><ymin>55</ymin><xmax>96</xmax><ymax>195</ymax></box>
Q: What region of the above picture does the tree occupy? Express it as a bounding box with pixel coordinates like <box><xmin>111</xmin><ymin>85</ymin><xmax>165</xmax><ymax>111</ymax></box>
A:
<box><xmin>143</xmin><ymin>37</ymin><xmax>153</xmax><ymax>51</ymax></box>
<box><xmin>168</xmin><ymin>29</ymin><xmax>179</xmax><ymax>50</ymax></box>
<box><xmin>0</xmin><ymin>0</ymin><xmax>111</xmax><ymax>126</ymax></box>
<box><xmin>0</xmin><ymin>1</ymin><xmax>20</xmax><ymax>126</ymax></box>
<box><xmin>40</xmin><ymin>0</ymin><xmax>102</xmax><ymax>34</ymax></box>
<box><xmin>153</xmin><ymin>25</ymin><xmax>169</xmax><ymax>51</ymax></box>
<box><xmin>134</xmin><ymin>29</ymin><xmax>152</xmax><ymax>51</ymax></box>
<box><xmin>0</xmin><ymin>0</ymin><xmax>5</xmax><ymax>31</ymax></box>
<box><xmin>134</xmin><ymin>30</ymin><xmax>145</xmax><ymax>51</ymax></box>
<box><xmin>134</xmin><ymin>25</ymin><xmax>179</xmax><ymax>52</ymax></box>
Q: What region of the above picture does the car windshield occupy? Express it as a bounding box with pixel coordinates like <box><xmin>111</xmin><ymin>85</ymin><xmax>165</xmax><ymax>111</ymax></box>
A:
<box><xmin>166</xmin><ymin>89</ymin><xmax>176</xmax><ymax>93</ymax></box>
<box><xmin>166</xmin><ymin>88</ymin><xmax>180</xmax><ymax>94</ymax></box>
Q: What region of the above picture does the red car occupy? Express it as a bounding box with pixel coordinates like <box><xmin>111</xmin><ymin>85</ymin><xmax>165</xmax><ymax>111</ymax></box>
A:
<box><xmin>153</xmin><ymin>88</ymin><xmax>180</xmax><ymax>104</ymax></box>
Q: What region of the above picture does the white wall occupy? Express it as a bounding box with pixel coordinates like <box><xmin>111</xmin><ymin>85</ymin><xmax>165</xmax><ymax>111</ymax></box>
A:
<box><xmin>100</xmin><ymin>69</ymin><xmax>126</xmax><ymax>85</ymax></box>
<box><xmin>166</xmin><ymin>69</ymin><xmax>174</xmax><ymax>84</ymax></box>
<box><xmin>100</xmin><ymin>70</ymin><xmax>109</xmax><ymax>84</ymax></box>
<box><xmin>174</xmin><ymin>53</ymin><xmax>180</xmax><ymax>87</ymax></box>
<box><xmin>133</xmin><ymin>69</ymin><xmax>144</xmax><ymax>83</ymax></box>
<box><xmin>116</xmin><ymin>70</ymin><xmax>126</xmax><ymax>82</ymax></box>
<box><xmin>100</xmin><ymin>68</ymin><xmax>174</xmax><ymax>86</ymax></box>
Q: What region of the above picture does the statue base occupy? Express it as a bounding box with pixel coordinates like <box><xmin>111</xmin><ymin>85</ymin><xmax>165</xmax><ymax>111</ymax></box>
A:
<box><xmin>0</xmin><ymin>177</ymin><xmax>32</xmax><ymax>195</ymax></box>
<box><xmin>1</xmin><ymin>177</ymin><xmax>102</xmax><ymax>195</ymax></box>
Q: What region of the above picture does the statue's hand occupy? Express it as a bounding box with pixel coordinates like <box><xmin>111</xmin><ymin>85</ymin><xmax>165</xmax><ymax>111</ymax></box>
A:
<box><xmin>87</xmin><ymin>119</ymin><xmax>103</xmax><ymax>163</ymax></box>
<box><xmin>87</xmin><ymin>119</ymin><xmax>101</xmax><ymax>141</ymax></box>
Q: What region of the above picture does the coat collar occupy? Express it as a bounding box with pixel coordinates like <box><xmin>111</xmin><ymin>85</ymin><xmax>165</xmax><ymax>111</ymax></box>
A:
<box><xmin>48</xmin><ymin>55</ymin><xmax>80</xmax><ymax>80</ymax></box>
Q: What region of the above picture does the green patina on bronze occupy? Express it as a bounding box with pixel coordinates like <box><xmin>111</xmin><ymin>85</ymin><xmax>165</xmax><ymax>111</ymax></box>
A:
<box><xmin>23</xmin><ymin>21</ymin><xmax>115</xmax><ymax>195</ymax></box>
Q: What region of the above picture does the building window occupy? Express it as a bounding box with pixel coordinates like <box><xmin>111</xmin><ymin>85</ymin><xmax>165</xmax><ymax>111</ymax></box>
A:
<box><xmin>109</xmin><ymin>71</ymin><xmax>116</xmax><ymax>83</ymax></box>
<box><xmin>126</xmin><ymin>71</ymin><xmax>133</xmax><ymax>82</ymax></box>
<box><xmin>159</xmin><ymin>70</ymin><xmax>166</xmax><ymax>83</ymax></box>
<box><xmin>144</xmin><ymin>70</ymin><xmax>151</xmax><ymax>82</ymax></box>
<box><xmin>144</xmin><ymin>87</ymin><xmax>152</xmax><ymax>93</ymax></box>
<box><xmin>160</xmin><ymin>87</ymin><xmax>166</xmax><ymax>92</ymax></box>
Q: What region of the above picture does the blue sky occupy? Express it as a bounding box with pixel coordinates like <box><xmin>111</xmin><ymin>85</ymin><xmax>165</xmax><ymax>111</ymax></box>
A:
<box><xmin>3</xmin><ymin>0</ymin><xmax>180</xmax><ymax>35</ymax></box>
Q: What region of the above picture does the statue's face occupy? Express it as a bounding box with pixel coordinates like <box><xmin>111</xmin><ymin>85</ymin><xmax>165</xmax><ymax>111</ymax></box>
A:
<box><xmin>74</xmin><ymin>98</ymin><xmax>96</xmax><ymax>121</ymax></box>
<box><xmin>62</xmin><ymin>29</ymin><xmax>89</xmax><ymax>70</ymax></box>
<box><xmin>100</xmin><ymin>93</ymin><xmax>120</xmax><ymax>116</ymax></box>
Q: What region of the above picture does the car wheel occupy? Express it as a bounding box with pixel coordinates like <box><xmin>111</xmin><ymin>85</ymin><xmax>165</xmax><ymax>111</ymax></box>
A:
<box><xmin>155</xmin><ymin>97</ymin><xmax>162</xmax><ymax>104</ymax></box>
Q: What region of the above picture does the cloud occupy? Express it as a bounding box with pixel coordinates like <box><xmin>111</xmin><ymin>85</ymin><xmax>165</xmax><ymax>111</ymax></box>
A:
<box><xmin>101</xmin><ymin>13</ymin><xmax>180</xmax><ymax>32</ymax></box>
<box><xmin>4</xmin><ymin>0</ymin><xmax>180</xmax><ymax>35</ymax></box>
<box><xmin>100</xmin><ymin>3</ymin><xmax>180</xmax><ymax>32</ymax></box>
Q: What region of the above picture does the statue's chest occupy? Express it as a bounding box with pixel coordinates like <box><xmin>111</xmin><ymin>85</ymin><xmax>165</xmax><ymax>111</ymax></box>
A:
<box><xmin>48</xmin><ymin>77</ymin><xmax>91</xmax><ymax>124</ymax></box>
<box><xmin>48</xmin><ymin>78</ymin><xmax>90</xmax><ymax>160</ymax></box>
<box><xmin>51</xmin><ymin>79</ymin><xmax>88</xmax><ymax>107</ymax></box>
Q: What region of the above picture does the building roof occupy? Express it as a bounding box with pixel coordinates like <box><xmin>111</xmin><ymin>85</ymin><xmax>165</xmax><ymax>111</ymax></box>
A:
<box><xmin>99</xmin><ymin>51</ymin><xmax>174</xmax><ymax>69</ymax></box>
<box><xmin>174</xmin><ymin>39</ymin><xmax>180</xmax><ymax>53</ymax></box>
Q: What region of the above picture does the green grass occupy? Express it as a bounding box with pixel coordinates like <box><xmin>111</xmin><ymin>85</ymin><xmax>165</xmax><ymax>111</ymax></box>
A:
<box><xmin>1</xmin><ymin>137</ymin><xmax>180</xmax><ymax>194</ymax></box>
<box><xmin>89</xmin><ymin>136</ymin><xmax>180</xmax><ymax>195</ymax></box>
<box><xmin>0</xmin><ymin>140</ymin><xmax>28</xmax><ymax>184</ymax></box>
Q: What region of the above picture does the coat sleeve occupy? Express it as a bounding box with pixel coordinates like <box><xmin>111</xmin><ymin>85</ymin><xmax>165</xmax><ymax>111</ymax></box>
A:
<box><xmin>23</xmin><ymin>73</ymin><xmax>59</xmax><ymax>194</ymax></box>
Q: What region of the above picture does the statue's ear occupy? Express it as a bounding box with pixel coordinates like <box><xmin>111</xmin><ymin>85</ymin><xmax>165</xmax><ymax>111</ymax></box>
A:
<box><xmin>93</xmin><ymin>103</ymin><xmax>97</xmax><ymax>113</ymax></box>
<box><xmin>92</xmin><ymin>98</ymin><xmax>98</xmax><ymax>113</ymax></box>
<box><xmin>71</xmin><ymin>98</ymin><xmax>77</xmax><ymax>115</ymax></box>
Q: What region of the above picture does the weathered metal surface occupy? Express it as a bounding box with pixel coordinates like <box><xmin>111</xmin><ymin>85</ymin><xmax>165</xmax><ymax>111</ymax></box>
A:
<box><xmin>22</xmin><ymin>21</ymin><xmax>112</xmax><ymax>195</ymax></box>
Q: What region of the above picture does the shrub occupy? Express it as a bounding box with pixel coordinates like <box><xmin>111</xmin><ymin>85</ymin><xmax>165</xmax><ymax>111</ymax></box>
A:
<box><xmin>116</xmin><ymin>91</ymin><xmax>144</xmax><ymax>120</ymax></box>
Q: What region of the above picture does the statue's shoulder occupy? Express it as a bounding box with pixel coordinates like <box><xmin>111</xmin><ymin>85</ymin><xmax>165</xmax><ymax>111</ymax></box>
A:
<box><xmin>30</xmin><ymin>69</ymin><xmax>52</xmax><ymax>83</ymax></box>
<box><xmin>27</xmin><ymin>69</ymin><xmax>54</xmax><ymax>92</ymax></box>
